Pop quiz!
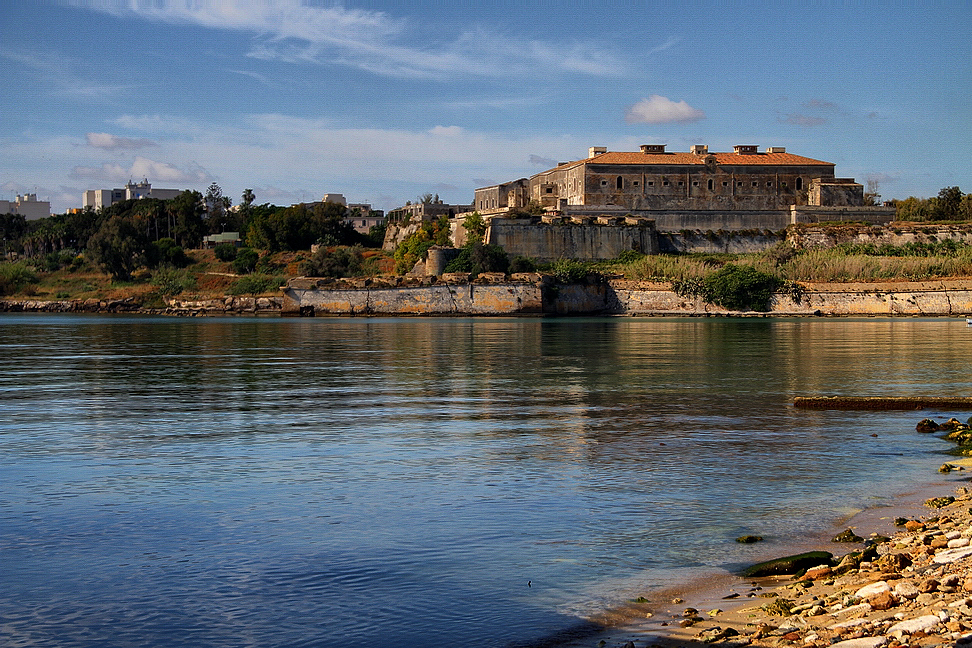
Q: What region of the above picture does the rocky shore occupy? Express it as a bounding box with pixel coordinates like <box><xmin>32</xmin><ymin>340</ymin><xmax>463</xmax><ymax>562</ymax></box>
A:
<box><xmin>0</xmin><ymin>296</ymin><xmax>283</xmax><ymax>316</ymax></box>
<box><xmin>582</xmin><ymin>417</ymin><xmax>972</xmax><ymax>648</ymax></box>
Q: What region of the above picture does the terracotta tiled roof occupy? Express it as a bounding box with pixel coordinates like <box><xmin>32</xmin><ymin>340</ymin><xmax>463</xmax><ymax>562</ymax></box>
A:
<box><xmin>551</xmin><ymin>151</ymin><xmax>833</xmax><ymax>170</ymax></box>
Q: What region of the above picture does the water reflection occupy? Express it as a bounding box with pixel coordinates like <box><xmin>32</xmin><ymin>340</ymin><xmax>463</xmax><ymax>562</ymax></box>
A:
<box><xmin>0</xmin><ymin>315</ymin><xmax>967</xmax><ymax>647</ymax></box>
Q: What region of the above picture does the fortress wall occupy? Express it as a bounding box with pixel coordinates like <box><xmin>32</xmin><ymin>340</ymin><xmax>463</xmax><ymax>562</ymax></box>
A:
<box><xmin>486</xmin><ymin>221</ymin><xmax>659</xmax><ymax>261</ymax></box>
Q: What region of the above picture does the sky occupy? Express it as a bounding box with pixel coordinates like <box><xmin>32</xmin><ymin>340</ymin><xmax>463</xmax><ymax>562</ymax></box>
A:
<box><xmin>1</xmin><ymin>0</ymin><xmax>970</xmax><ymax>215</ymax></box>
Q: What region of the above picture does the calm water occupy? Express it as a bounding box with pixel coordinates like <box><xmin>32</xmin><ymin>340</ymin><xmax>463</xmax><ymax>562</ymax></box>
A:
<box><xmin>1</xmin><ymin>314</ymin><xmax>969</xmax><ymax>647</ymax></box>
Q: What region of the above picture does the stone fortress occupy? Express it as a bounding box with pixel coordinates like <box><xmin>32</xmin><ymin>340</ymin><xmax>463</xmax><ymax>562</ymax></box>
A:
<box><xmin>453</xmin><ymin>144</ymin><xmax>895</xmax><ymax>261</ymax></box>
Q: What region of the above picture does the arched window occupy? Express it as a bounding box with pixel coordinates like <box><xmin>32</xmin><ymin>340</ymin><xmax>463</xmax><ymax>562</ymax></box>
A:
<box><xmin>616</xmin><ymin>176</ymin><xmax>623</xmax><ymax>190</ymax></box>
<box><xmin>707</xmin><ymin>179</ymin><xmax>713</xmax><ymax>191</ymax></box>
<box><xmin>796</xmin><ymin>177</ymin><xmax>803</xmax><ymax>191</ymax></box>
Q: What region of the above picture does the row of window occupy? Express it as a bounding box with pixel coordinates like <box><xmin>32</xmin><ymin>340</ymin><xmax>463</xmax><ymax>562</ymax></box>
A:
<box><xmin>599</xmin><ymin>176</ymin><xmax>805</xmax><ymax>191</ymax></box>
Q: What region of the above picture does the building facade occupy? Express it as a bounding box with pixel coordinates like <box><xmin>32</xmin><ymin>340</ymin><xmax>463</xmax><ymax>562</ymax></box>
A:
<box><xmin>480</xmin><ymin>145</ymin><xmax>866</xmax><ymax>212</ymax></box>
<box><xmin>82</xmin><ymin>180</ymin><xmax>182</xmax><ymax>210</ymax></box>
<box><xmin>0</xmin><ymin>193</ymin><xmax>51</xmax><ymax>220</ymax></box>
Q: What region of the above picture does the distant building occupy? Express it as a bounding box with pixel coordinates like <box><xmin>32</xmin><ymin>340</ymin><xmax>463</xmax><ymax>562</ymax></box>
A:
<box><xmin>82</xmin><ymin>179</ymin><xmax>182</xmax><ymax>210</ymax></box>
<box><xmin>0</xmin><ymin>193</ymin><xmax>51</xmax><ymax>220</ymax></box>
<box><xmin>474</xmin><ymin>144</ymin><xmax>893</xmax><ymax>230</ymax></box>
<box><xmin>308</xmin><ymin>193</ymin><xmax>386</xmax><ymax>234</ymax></box>
<box><xmin>387</xmin><ymin>200</ymin><xmax>473</xmax><ymax>223</ymax></box>
<box><xmin>203</xmin><ymin>232</ymin><xmax>242</xmax><ymax>248</ymax></box>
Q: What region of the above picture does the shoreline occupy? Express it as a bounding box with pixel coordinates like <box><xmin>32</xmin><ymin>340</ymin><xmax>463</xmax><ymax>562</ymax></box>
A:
<box><xmin>555</xmin><ymin>423</ymin><xmax>972</xmax><ymax>648</ymax></box>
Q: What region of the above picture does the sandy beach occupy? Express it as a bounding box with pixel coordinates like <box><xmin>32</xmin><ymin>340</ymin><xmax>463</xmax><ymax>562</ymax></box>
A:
<box><xmin>562</xmin><ymin>418</ymin><xmax>972</xmax><ymax>648</ymax></box>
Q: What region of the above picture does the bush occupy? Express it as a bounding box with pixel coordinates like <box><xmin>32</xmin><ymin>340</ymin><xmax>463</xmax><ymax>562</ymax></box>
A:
<box><xmin>150</xmin><ymin>267</ymin><xmax>196</xmax><ymax>296</ymax></box>
<box><xmin>0</xmin><ymin>262</ymin><xmax>39</xmax><ymax>296</ymax></box>
<box><xmin>509</xmin><ymin>256</ymin><xmax>537</xmax><ymax>274</ymax></box>
<box><xmin>548</xmin><ymin>258</ymin><xmax>592</xmax><ymax>283</ymax></box>
<box><xmin>213</xmin><ymin>243</ymin><xmax>238</xmax><ymax>262</ymax></box>
<box><xmin>229</xmin><ymin>274</ymin><xmax>283</xmax><ymax>295</ymax></box>
<box><xmin>615</xmin><ymin>249</ymin><xmax>644</xmax><ymax>264</ymax></box>
<box><xmin>673</xmin><ymin>263</ymin><xmax>781</xmax><ymax>311</ymax></box>
<box><xmin>232</xmin><ymin>248</ymin><xmax>259</xmax><ymax>274</ymax></box>
<box><xmin>298</xmin><ymin>245</ymin><xmax>364</xmax><ymax>278</ymax></box>
<box><xmin>146</xmin><ymin>238</ymin><xmax>190</xmax><ymax>268</ymax></box>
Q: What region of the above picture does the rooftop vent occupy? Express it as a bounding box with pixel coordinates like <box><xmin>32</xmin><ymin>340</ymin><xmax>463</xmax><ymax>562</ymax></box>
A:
<box><xmin>640</xmin><ymin>144</ymin><xmax>666</xmax><ymax>154</ymax></box>
<box><xmin>733</xmin><ymin>145</ymin><xmax>758</xmax><ymax>155</ymax></box>
<box><xmin>690</xmin><ymin>144</ymin><xmax>708</xmax><ymax>155</ymax></box>
<box><xmin>766</xmin><ymin>147</ymin><xmax>786</xmax><ymax>153</ymax></box>
<box><xmin>588</xmin><ymin>146</ymin><xmax>607</xmax><ymax>157</ymax></box>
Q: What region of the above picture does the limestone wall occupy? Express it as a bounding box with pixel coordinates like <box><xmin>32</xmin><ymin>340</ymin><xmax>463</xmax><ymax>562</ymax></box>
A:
<box><xmin>657</xmin><ymin>230</ymin><xmax>786</xmax><ymax>254</ymax></box>
<box><xmin>283</xmin><ymin>280</ymin><xmax>543</xmax><ymax>316</ymax></box>
<box><xmin>486</xmin><ymin>220</ymin><xmax>659</xmax><ymax>261</ymax></box>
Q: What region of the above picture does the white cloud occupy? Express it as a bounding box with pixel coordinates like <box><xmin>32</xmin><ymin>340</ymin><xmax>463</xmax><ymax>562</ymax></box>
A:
<box><xmin>625</xmin><ymin>95</ymin><xmax>705</xmax><ymax>124</ymax></box>
<box><xmin>70</xmin><ymin>0</ymin><xmax>625</xmax><ymax>80</ymax></box>
<box><xmin>71</xmin><ymin>156</ymin><xmax>212</xmax><ymax>185</ymax></box>
<box><xmin>86</xmin><ymin>132</ymin><xmax>157</xmax><ymax>150</ymax></box>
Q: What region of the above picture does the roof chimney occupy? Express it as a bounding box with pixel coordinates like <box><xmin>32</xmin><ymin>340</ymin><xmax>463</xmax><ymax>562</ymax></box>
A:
<box><xmin>640</xmin><ymin>144</ymin><xmax>666</xmax><ymax>154</ymax></box>
<box><xmin>690</xmin><ymin>144</ymin><xmax>708</xmax><ymax>155</ymax></box>
<box><xmin>588</xmin><ymin>146</ymin><xmax>607</xmax><ymax>157</ymax></box>
<box><xmin>733</xmin><ymin>145</ymin><xmax>758</xmax><ymax>154</ymax></box>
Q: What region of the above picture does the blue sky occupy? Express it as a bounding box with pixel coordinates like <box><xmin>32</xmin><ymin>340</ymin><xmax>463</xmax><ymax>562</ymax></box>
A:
<box><xmin>2</xmin><ymin>0</ymin><xmax>970</xmax><ymax>214</ymax></box>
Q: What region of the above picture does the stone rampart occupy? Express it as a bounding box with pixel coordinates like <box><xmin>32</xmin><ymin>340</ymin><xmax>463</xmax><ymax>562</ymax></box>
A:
<box><xmin>283</xmin><ymin>279</ymin><xmax>542</xmax><ymax>316</ymax></box>
<box><xmin>282</xmin><ymin>277</ymin><xmax>972</xmax><ymax>317</ymax></box>
<box><xmin>486</xmin><ymin>219</ymin><xmax>658</xmax><ymax>261</ymax></box>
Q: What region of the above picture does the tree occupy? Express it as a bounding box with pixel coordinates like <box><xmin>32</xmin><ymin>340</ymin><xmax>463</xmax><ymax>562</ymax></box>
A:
<box><xmin>462</xmin><ymin>211</ymin><xmax>487</xmax><ymax>245</ymax></box>
<box><xmin>204</xmin><ymin>182</ymin><xmax>233</xmax><ymax>233</ymax></box>
<box><xmin>932</xmin><ymin>186</ymin><xmax>964</xmax><ymax>221</ymax></box>
<box><xmin>418</xmin><ymin>193</ymin><xmax>434</xmax><ymax>205</ymax></box>
<box><xmin>167</xmin><ymin>190</ymin><xmax>205</xmax><ymax>248</ymax></box>
<box><xmin>88</xmin><ymin>214</ymin><xmax>150</xmax><ymax>280</ymax></box>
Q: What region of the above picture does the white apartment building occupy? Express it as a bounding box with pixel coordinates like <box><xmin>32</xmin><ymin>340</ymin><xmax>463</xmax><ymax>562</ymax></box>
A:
<box><xmin>0</xmin><ymin>193</ymin><xmax>51</xmax><ymax>220</ymax></box>
<box><xmin>82</xmin><ymin>180</ymin><xmax>182</xmax><ymax>210</ymax></box>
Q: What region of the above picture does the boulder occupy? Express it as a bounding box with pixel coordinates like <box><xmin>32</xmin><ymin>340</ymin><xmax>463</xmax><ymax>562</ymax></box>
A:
<box><xmin>736</xmin><ymin>535</ymin><xmax>764</xmax><ymax>543</ymax></box>
<box><xmin>833</xmin><ymin>529</ymin><xmax>865</xmax><ymax>543</ymax></box>
<box><xmin>888</xmin><ymin>614</ymin><xmax>941</xmax><ymax>637</ymax></box>
<box><xmin>916</xmin><ymin>418</ymin><xmax>941</xmax><ymax>433</ymax></box>
<box><xmin>742</xmin><ymin>551</ymin><xmax>833</xmax><ymax>577</ymax></box>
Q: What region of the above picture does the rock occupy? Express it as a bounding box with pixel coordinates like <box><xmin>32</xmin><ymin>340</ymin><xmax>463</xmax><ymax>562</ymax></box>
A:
<box><xmin>917</xmin><ymin>418</ymin><xmax>941</xmax><ymax>432</ymax></box>
<box><xmin>934</xmin><ymin>546</ymin><xmax>972</xmax><ymax>564</ymax></box>
<box><xmin>950</xmin><ymin>537</ymin><xmax>971</xmax><ymax>548</ymax></box>
<box><xmin>834</xmin><ymin>529</ymin><xmax>866</xmax><ymax>543</ymax></box>
<box><xmin>888</xmin><ymin>614</ymin><xmax>941</xmax><ymax>636</ymax></box>
<box><xmin>927</xmin><ymin>496</ymin><xmax>956</xmax><ymax>508</ymax></box>
<box><xmin>806</xmin><ymin>565</ymin><xmax>833</xmax><ymax>580</ymax></box>
<box><xmin>867</xmin><ymin>590</ymin><xmax>897</xmax><ymax>610</ymax></box>
<box><xmin>875</xmin><ymin>553</ymin><xmax>912</xmax><ymax>572</ymax></box>
<box><xmin>855</xmin><ymin>581</ymin><xmax>891</xmax><ymax>598</ymax></box>
<box><xmin>919</xmin><ymin>578</ymin><xmax>940</xmax><ymax>592</ymax></box>
<box><xmin>743</xmin><ymin>551</ymin><xmax>834</xmax><ymax>577</ymax></box>
<box><xmin>893</xmin><ymin>581</ymin><xmax>920</xmax><ymax>600</ymax></box>
<box><xmin>904</xmin><ymin>520</ymin><xmax>925</xmax><ymax>532</ymax></box>
<box><xmin>828</xmin><ymin>638</ymin><xmax>886</xmax><ymax>648</ymax></box>
<box><xmin>736</xmin><ymin>535</ymin><xmax>764</xmax><ymax>543</ymax></box>
<box><xmin>942</xmin><ymin>417</ymin><xmax>966</xmax><ymax>430</ymax></box>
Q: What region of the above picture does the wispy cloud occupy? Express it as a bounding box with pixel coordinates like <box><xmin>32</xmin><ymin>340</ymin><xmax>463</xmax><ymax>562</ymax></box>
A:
<box><xmin>802</xmin><ymin>99</ymin><xmax>840</xmax><ymax>111</ymax></box>
<box><xmin>0</xmin><ymin>50</ymin><xmax>133</xmax><ymax>99</ymax></box>
<box><xmin>529</xmin><ymin>154</ymin><xmax>557</xmax><ymax>167</ymax></box>
<box><xmin>70</xmin><ymin>0</ymin><xmax>625</xmax><ymax>80</ymax></box>
<box><xmin>625</xmin><ymin>95</ymin><xmax>705</xmax><ymax>124</ymax></box>
<box><xmin>86</xmin><ymin>132</ymin><xmax>157</xmax><ymax>150</ymax></box>
<box><xmin>781</xmin><ymin>114</ymin><xmax>828</xmax><ymax>127</ymax></box>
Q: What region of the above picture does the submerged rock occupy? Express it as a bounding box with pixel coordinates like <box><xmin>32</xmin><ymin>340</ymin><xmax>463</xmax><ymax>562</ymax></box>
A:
<box><xmin>917</xmin><ymin>418</ymin><xmax>941</xmax><ymax>433</ymax></box>
<box><xmin>742</xmin><ymin>551</ymin><xmax>834</xmax><ymax>577</ymax></box>
<box><xmin>736</xmin><ymin>535</ymin><xmax>764</xmax><ymax>543</ymax></box>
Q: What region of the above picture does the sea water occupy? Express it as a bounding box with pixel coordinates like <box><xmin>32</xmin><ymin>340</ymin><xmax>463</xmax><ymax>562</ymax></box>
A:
<box><xmin>1</xmin><ymin>314</ymin><xmax>969</xmax><ymax>647</ymax></box>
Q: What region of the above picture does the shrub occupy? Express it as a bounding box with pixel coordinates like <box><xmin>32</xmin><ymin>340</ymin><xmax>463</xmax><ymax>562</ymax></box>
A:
<box><xmin>213</xmin><ymin>243</ymin><xmax>238</xmax><ymax>262</ymax></box>
<box><xmin>229</xmin><ymin>274</ymin><xmax>283</xmax><ymax>295</ymax></box>
<box><xmin>148</xmin><ymin>238</ymin><xmax>190</xmax><ymax>268</ymax></box>
<box><xmin>548</xmin><ymin>258</ymin><xmax>592</xmax><ymax>283</ymax></box>
<box><xmin>232</xmin><ymin>248</ymin><xmax>259</xmax><ymax>274</ymax></box>
<box><xmin>509</xmin><ymin>256</ymin><xmax>537</xmax><ymax>273</ymax></box>
<box><xmin>703</xmin><ymin>264</ymin><xmax>782</xmax><ymax>311</ymax></box>
<box><xmin>150</xmin><ymin>267</ymin><xmax>197</xmax><ymax>296</ymax></box>
<box><xmin>616</xmin><ymin>249</ymin><xmax>644</xmax><ymax>264</ymax></box>
<box><xmin>0</xmin><ymin>262</ymin><xmax>39</xmax><ymax>296</ymax></box>
<box><xmin>298</xmin><ymin>245</ymin><xmax>364</xmax><ymax>278</ymax></box>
